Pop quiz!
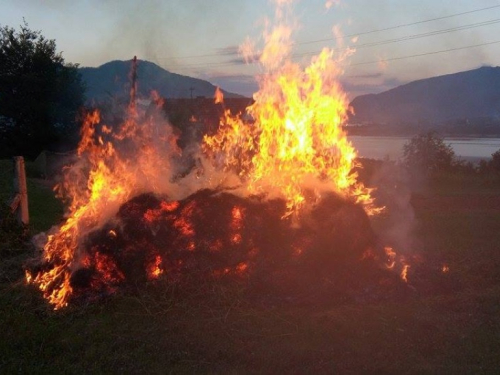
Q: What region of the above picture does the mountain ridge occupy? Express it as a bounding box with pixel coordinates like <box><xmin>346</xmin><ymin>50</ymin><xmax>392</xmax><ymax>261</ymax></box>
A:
<box><xmin>79</xmin><ymin>59</ymin><xmax>245</xmax><ymax>102</ymax></box>
<box><xmin>349</xmin><ymin>66</ymin><xmax>500</xmax><ymax>125</ymax></box>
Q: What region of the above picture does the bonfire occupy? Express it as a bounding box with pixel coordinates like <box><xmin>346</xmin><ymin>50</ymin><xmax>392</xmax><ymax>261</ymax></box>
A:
<box><xmin>27</xmin><ymin>0</ymin><xmax>411</xmax><ymax>309</ymax></box>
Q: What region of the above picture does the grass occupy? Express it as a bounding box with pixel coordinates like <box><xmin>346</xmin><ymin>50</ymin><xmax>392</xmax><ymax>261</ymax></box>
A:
<box><xmin>0</xmin><ymin>159</ymin><xmax>63</xmax><ymax>234</ymax></box>
<box><xmin>1</xmin><ymin>160</ymin><xmax>500</xmax><ymax>373</ymax></box>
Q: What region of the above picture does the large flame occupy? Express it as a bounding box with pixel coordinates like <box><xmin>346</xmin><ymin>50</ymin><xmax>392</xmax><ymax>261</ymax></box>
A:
<box><xmin>203</xmin><ymin>1</ymin><xmax>379</xmax><ymax>216</ymax></box>
<box><xmin>28</xmin><ymin>0</ymin><xmax>384</xmax><ymax>309</ymax></box>
<box><xmin>28</xmin><ymin>93</ymin><xmax>183</xmax><ymax>309</ymax></box>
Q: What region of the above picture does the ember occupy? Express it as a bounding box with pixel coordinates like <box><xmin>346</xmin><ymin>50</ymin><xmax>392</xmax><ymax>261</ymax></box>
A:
<box><xmin>36</xmin><ymin>189</ymin><xmax>405</xmax><ymax>306</ymax></box>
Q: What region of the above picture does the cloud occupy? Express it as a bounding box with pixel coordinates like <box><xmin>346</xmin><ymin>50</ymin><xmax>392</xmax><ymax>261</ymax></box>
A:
<box><xmin>215</xmin><ymin>42</ymin><xmax>261</xmax><ymax>66</ymax></box>
<box><xmin>227</xmin><ymin>56</ymin><xmax>261</xmax><ymax>65</ymax></box>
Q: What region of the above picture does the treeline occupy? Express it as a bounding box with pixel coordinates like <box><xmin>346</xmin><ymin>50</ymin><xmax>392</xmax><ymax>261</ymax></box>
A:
<box><xmin>401</xmin><ymin>132</ymin><xmax>500</xmax><ymax>176</ymax></box>
<box><xmin>0</xmin><ymin>22</ymin><xmax>85</xmax><ymax>159</ymax></box>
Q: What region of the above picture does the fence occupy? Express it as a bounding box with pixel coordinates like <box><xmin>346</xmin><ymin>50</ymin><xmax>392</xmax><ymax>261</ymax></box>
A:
<box><xmin>9</xmin><ymin>156</ymin><xmax>29</xmax><ymax>225</ymax></box>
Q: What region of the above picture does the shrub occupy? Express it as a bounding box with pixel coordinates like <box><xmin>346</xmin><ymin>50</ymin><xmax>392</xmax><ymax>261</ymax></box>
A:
<box><xmin>402</xmin><ymin>132</ymin><xmax>455</xmax><ymax>175</ymax></box>
<box><xmin>490</xmin><ymin>149</ymin><xmax>500</xmax><ymax>171</ymax></box>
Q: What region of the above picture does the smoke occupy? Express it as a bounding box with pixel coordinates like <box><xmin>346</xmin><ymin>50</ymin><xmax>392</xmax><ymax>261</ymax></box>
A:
<box><xmin>13</xmin><ymin>0</ymin><xmax>247</xmax><ymax>69</ymax></box>
<box><xmin>97</xmin><ymin>0</ymin><xmax>245</xmax><ymax>67</ymax></box>
<box><xmin>369</xmin><ymin>160</ymin><xmax>418</xmax><ymax>254</ymax></box>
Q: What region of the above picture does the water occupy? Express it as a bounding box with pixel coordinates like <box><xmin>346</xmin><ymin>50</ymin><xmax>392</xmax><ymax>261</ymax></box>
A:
<box><xmin>348</xmin><ymin>136</ymin><xmax>500</xmax><ymax>162</ymax></box>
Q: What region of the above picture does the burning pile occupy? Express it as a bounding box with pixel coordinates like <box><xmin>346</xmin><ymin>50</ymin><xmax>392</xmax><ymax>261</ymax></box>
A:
<box><xmin>26</xmin><ymin>1</ymin><xmax>409</xmax><ymax>309</ymax></box>
<box><xmin>63</xmin><ymin>190</ymin><xmax>396</xmax><ymax>305</ymax></box>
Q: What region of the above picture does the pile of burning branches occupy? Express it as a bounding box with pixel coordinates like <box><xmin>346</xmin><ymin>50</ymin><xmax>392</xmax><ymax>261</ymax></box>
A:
<box><xmin>30</xmin><ymin>188</ymin><xmax>410</xmax><ymax>307</ymax></box>
<box><xmin>25</xmin><ymin>1</ymin><xmax>431</xmax><ymax>310</ymax></box>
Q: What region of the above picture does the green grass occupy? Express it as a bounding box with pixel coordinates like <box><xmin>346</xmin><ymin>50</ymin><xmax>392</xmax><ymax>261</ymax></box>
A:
<box><xmin>1</xmin><ymin>162</ymin><xmax>500</xmax><ymax>373</ymax></box>
<box><xmin>0</xmin><ymin>159</ymin><xmax>63</xmax><ymax>234</ymax></box>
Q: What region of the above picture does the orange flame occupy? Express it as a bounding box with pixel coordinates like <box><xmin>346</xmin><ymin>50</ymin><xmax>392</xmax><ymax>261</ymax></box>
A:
<box><xmin>203</xmin><ymin>1</ymin><xmax>380</xmax><ymax>217</ymax></box>
<box><xmin>28</xmin><ymin>91</ymin><xmax>182</xmax><ymax>309</ymax></box>
<box><xmin>385</xmin><ymin>246</ymin><xmax>412</xmax><ymax>282</ymax></box>
<box><xmin>384</xmin><ymin>247</ymin><xmax>397</xmax><ymax>269</ymax></box>
<box><xmin>214</xmin><ymin>86</ymin><xmax>224</xmax><ymax>104</ymax></box>
<box><xmin>400</xmin><ymin>264</ymin><xmax>410</xmax><ymax>283</ymax></box>
<box><xmin>28</xmin><ymin>1</ymin><xmax>385</xmax><ymax>309</ymax></box>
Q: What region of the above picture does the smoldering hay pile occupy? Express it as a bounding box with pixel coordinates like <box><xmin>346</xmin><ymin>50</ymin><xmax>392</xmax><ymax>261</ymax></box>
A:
<box><xmin>26</xmin><ymin>1</ymin><xmax>417</xmax><ymax>309</ymax></box>
<box><xmin>67</xmin><ymin>190</ymin><xmax>399</xmax><ymax>303</ymax></box>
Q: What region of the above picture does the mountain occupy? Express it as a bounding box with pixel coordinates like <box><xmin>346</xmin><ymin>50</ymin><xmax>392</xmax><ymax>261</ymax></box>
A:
<box><xmin>349</xmin><ymin>66</ymin><xmax>500</xmax><ymax>125</ymax></box>
<box><xmin>79</xmin><ymin>59</ymin><xmax>244</xmax><ymax>102</ymax></box>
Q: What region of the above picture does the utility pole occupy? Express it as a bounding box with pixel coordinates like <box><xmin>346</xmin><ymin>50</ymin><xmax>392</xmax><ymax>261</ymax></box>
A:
<box><xmin>130</xmin><ymin>55</ymin><xmax>138</xmax><ymax>110</ymax></box>
<box><xmin>189</xmin><ymin>86</ymin><xmax>195</xmax><ymax>99</ymax></box>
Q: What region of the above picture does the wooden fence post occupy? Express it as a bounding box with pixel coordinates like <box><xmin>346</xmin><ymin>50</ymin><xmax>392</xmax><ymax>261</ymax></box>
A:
<box><xmin>10</xmin><ymin>156</ymin><xmax>29</xmax><ymax>225</ymax></box>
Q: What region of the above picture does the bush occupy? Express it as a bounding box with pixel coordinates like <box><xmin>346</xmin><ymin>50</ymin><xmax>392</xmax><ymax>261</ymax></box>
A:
<box><xmin>490</xmin><ymin>149</ymin><xmax>500</xmax><ymax>171</ymax></box>
<box><xmin>0</xmin><ymin>203</ymin><xmax>27</xmax><ymax>256</ymax></box>
<box><xmin>402</xmin><ymin>132</ymin><xmax>455</xmax><ymax>175</ymax></box>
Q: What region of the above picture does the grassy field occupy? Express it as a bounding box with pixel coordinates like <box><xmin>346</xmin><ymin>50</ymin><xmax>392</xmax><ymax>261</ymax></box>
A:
<box><xmin>1</xmin><ymin>159</ymin><xmax>500</xmax><ymax>374</ymax></box>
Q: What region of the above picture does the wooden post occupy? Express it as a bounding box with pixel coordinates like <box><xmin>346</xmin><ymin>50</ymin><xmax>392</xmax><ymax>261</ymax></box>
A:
<box><xmin>11</xmin><ymin>156</ymin><xmax>29</xmax><ymax>225</ymax></box>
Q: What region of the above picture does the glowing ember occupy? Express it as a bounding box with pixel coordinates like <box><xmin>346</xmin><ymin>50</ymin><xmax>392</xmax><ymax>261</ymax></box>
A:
<box><xmin>400</xmin><ymin>264</ymin><xmax>410</xmax><ymax>283</ymax></box>
<box><xmin>384</xmin><ymin>247</ymin><xmax>397</xmax><ymax>269</ymax></box>
<box><xmin>148</xmin><ymin>255</ymin><xmax>164</xmax><ymax>280</ymax></box>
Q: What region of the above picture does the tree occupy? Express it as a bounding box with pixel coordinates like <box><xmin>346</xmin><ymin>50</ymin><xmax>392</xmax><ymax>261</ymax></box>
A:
<box><xmin>0</xmin><ymin>22</ymin><xmax>85</xmax><ymax>159</ymax></box>
<box><xmin>402</xmin><ymin>132</ymin><xmax>455</xmax><ymax>174</ymax></box>
<box><xmin>490</xmin><ymin>149</ymin><xmax>500</xmax><ymax>172</ymax></box>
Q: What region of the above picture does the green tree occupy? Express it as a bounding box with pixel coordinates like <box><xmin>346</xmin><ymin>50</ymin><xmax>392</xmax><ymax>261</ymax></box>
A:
<box><xmin>402</xmin><ymin>132</ymin><xmax>455</xmax><ymax>174</ymax></box>
<box><xmin>0</xmin><ymin>22</ymin><xmax>85</xmax><ymax>159</ymax></box>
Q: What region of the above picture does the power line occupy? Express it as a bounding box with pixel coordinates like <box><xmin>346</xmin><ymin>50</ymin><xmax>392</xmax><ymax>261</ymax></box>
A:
<box><xmin>159</xmin><ymin>16</ymin><xmax>500</xmax><ymax>71</ymax></box>
<box><xmin>356</xmin><ymin>19</ymin><xmax>500</xmax><ymax>48</ymax></box>
<box><xmin>299</xmin><ymin>4</ymin><xmax>500</xmax><ymax>45</ymax></box>
<box><xmin>292</xmin><ymin>17</ymin><xmax>500</xmax><ymax>59</ymax></box>
<box><xmin>350</xmin><ymin>39</ymin><xmax>500</xmax><ymax>66</ymax></box>
<box><xmin>164</xmin><ymin>37</ymin><xmax>500</xmax><ymax>75</ymax></box>
<box><xmin>150</xmin><ymin>3</ymin><xmax>500</xmax><ymax>62</ymax></box>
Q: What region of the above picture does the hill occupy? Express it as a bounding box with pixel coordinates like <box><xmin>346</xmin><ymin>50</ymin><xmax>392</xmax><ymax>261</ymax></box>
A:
<box><xmin>79</xmin><ymin>59</ymin><xmax>244</xmax><ymax>102</ymax></box>
<box><xmin>349</xmin><ymin>66</ymin><xmax>500</xmax><ymax>126</ymax></box>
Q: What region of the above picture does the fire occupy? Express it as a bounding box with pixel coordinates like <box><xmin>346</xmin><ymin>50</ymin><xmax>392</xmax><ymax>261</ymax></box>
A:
<box><xmin>148</xmin><ymin>255</ymin><xmax>164</xmax><ymax>280</ymax></box>
<box><xmin>214</xmin><ymin>86</ymin><xmax>224</xmax><ymax>104</ymax></box>
<box><xmin>229</xmin><ymin>206</ymin><xmax>245</xmax><ymax>244</ymax></box>
<box><xmin>27</xmin><ymin>1</ymin><xmax>389</xmax><ymax>309</ymax></box>
<box><xmin>384</xmin><ymin>246</ymin><xmax>412</xmax><ymax>283</ymax></box>
<box><xmin>203</xmin><ymin>1</ymin><xmax>380</xmax><ymax>217</ymax></box>
<box><xmin>28</xmin><ymin>87</ymin><xmax>183</xmax><ymax>309</ymax></box>
<box><xmin>384</xmin><ymin>247</ymin><xmax>397</xmax><ymax>269</ymax></box>
<box><xmin>213</xmin><ymin>261</ymin><xmax>249</xmax><ymax>278</ymax></box>
<box><xmin>400</xmin><ymin>264</ymin><xmax>410</xmax><ymax>283</ymax></box>
<box><xmin>93</xmin><ymin>252</ymin><xmax>125</xmax><ymax>285</ymax></box>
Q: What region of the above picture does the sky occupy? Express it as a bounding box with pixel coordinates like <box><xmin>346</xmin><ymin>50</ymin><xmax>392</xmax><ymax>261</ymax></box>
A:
<box><xmin>2</xmin><ymin>0</ymin><xmax>500</xmax><ymax>99</ymax></box>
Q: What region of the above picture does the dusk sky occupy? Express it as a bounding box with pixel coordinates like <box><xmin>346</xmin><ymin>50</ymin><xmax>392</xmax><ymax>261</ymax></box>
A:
<box><xmin>2</xmin><ymin>0</ymin><xmax>500</xmax><ymax>99</ymax></box>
